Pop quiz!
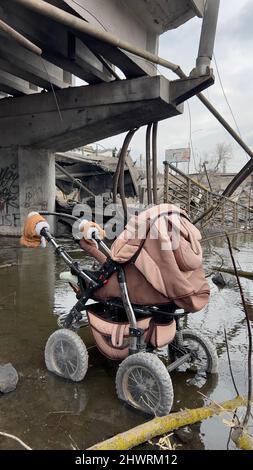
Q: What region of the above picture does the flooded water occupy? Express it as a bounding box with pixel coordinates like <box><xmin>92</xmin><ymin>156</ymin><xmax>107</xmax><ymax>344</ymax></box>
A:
<box><xmin>0</xmin><ymin>233</ymin><xmax>252</xmax><ymax>450</ymax></box>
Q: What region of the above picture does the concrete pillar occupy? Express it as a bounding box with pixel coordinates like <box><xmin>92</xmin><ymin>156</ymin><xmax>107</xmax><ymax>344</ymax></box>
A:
<box><xmin>0</xmin><ymin>146</ymin><xmax>55</xmax><ymax>236</ymax></box>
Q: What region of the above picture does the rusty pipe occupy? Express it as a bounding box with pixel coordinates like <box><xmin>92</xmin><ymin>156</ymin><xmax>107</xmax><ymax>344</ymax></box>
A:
<box><xmin>146</xmin><ymin>124</ymin><xmax>153</xmax><ymax>205</ymax></box>
<box><xmin>152</xmin><ymin>122</ymin><xmax>158</xmax><ymax>205</ymax></box>
<box><xmin>112</xmin><ymin>129</ymin><xmax>137</xmax><ymax>204</ymax></box>
<box><xmin>113</xmin><ymin>129</ymin><xmax>138</xmax><ymax>225</ymax></box>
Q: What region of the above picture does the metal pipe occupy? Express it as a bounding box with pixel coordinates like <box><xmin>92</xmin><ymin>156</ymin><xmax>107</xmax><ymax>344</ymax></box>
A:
<box><xmin>222</xmin><ymin>160</ymin><xmax>253</xmax><ymax>198</ymax></box>
<box><xmin>118</xmin><ymin>129</ymin><xmax>138</xmax><ymax>225</ymax></box>
<box><xmin>0</xmin><ymin>18</ymin><xmax>42</xmax><ymax>55</ymax></box>
<box><xmin>98</xmin><ymin>240</ymin><xmax>111</xmax><ymax>258</ymax></box>
<box><xmin>197</xmin><ymin>92</ymin><xmax>253</xmax><ymax>160</ymax></box>
<box><xmin>13</xmin><ymin>0</ymin><xmax>182</xmax><ymax>74</ymax></box>
<box><xmin>39</xmin><ymin>210</ymin><xmax>78</xmax><ymax>221</ymax></box>
<box><xmin>118</xmin><ymin>267</ymin><xmax>137</xmax><ymax>352</ymax></box>
<box><xmin>112</xmin><ymin>150</ymin><xmax>122</xmax><ymax>204</ymax></box>
<box><xmin>146</xmin><ymin>124</ymin><xmax>153</xmax><ymax>205</ymax></box>
<box><xmin>194</xmin><ymin>0</ymin><xmax>220</xmax><ymax>75</ymax></box>
<box><xmin>41</xmin><ymin>228</ymin><xmax>96</xmax><ymax>284</ymax></box>
<box><xmin>55</xmin><ymin>162</ymin><xmax>95</xmax><ymax>198</ymax></box>
<box><xmin>152</xmin><ymin>122</ymin><xmax>158</xmax><ymax>205</ymax></box>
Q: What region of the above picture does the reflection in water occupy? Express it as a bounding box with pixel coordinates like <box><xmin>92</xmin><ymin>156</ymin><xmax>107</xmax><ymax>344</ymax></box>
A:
<box><xmin>0</xmin><ymin>234</ymin><xmax>252</xmax><ymax>449</ymax></box>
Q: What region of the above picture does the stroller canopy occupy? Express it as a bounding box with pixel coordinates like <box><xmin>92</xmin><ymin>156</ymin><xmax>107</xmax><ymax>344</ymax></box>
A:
<box><xmin>109</xmin><ymin>204</ymin><xmax>210</xmax><ymax>312</ymax></box>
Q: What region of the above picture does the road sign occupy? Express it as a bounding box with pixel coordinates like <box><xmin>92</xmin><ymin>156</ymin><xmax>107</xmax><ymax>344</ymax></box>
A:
<box><xmin>165</xmin><ymin>148</ymin><xmax>191</xmax><ymax>163</ymax></box>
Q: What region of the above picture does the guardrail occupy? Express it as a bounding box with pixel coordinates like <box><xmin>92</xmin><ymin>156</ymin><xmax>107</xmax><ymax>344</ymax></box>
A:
<box><xmin>163</xmin><ymin>162</ymin><xmax>253</xmax><ymax>229</ymax></box>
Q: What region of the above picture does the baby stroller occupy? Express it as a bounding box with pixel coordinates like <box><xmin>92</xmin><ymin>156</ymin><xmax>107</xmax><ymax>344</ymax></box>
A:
<box><xmin>21</xmin><ymin>204</ymin><xmax>218</xmax><ymax>417</ymax></box>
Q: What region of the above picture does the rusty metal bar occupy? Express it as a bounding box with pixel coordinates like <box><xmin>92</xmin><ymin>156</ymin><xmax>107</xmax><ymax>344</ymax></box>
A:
<box><xmin>55</xmin><ymin>162</ymin><xmax>95</xmax><ymax>197</ymax></box>
<box><xmin>113</xmin><ymin>129</ymin><xmax>137</xmax><ymax>207</ymax></box>
<box><xmin>187</xmin><ymin>179</ymin><xmax>191</xmax><ymax>214</ymax></box>
<box><xmin>146</xmin><ymin>124</ymin><xmax>153</xmax><ymax>205</ymax></box>
<box><xmin>116</xmin><ymin>129</ymin><xmax>138</xmax><ymax>225</ymax></box>
<box><xmin>164</xmin><ymin>162</ymin><xmax>169</xmax><ymax>204</ymax></box>
<box><xmin>152</xmin><ymin>122</ymin><xmax>158</xmax><ymax>205</ymax></box>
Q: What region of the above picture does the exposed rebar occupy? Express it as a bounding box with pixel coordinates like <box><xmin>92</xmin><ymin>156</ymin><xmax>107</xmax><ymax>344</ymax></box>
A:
<box><xmin>55</xmin><ymin>162</ymin><xmax>95</xmax><ymax>198</ymax></box>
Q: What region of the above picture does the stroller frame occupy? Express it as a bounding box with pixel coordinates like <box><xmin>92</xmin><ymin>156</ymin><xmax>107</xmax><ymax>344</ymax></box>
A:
<box><xmin>40</xmin><ymin>212</ymin><xmax>218</xmax><ymax>416</ymax></box>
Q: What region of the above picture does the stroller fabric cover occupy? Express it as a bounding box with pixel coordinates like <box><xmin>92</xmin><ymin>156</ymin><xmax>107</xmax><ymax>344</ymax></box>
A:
<box><xmin>110</xmin><ymin>204</ymin><xmax>210</xmax><ymax>312</ymax></box>
<box><xmin>87</xmin><ymin>310</ymin><xmax>177</xmax><ymax>360</ymax></box>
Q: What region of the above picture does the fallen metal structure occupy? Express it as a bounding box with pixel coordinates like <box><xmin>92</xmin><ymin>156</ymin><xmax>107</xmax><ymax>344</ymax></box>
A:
<box><xmin>163</xmin><ymin>163</ymin><xmax>253</xmax><ymax>231</ymax></box>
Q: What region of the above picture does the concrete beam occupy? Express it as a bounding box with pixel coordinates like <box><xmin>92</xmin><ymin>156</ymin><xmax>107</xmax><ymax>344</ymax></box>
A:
<box><xmin>0</xmin><ymin>0</ymin><xmax>113</xmax><ymax>84</ymax></box>
<box><xmin>62</xmin><ymin>0</ymin><xmax>202</xmax><ymax>72</ymax></box>
<box><xmin>0</xmin><ymin>75</ymin><xmax>183</xmax><ymax>152</ymax></box>
<box><xmin>0</xmin><ymin>70</ymin><xmax>38</xmax><ymax>96</ymax></box>
<box><xmin>0</xmin><ymin>34</ymin><xmax>69</xmax><ymax>90</ymax></box>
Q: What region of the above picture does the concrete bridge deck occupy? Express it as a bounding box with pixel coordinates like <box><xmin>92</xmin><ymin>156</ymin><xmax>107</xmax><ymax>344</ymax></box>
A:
<box><xmin>0</xmin><ymin>0</ymin><xmax>205</xmax><ymax>91</ymax></box>
<box><xmin>0</xmin><ymin>0</ymin><xmax>213</xmax><ymax>236</ymax></box>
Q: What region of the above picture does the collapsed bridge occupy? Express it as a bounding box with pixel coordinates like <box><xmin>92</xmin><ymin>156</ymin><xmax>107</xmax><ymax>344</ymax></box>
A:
<box><xmin>0</xmin><ymin>0</ymin><xmax>219</xmax><ymax>235</ymax></box>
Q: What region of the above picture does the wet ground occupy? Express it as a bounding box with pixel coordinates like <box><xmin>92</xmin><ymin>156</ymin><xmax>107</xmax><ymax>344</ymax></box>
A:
<box><xmin>0</xmin><ymin>233</ymin><xmax>252</xmax><ymax>450</ymax></box>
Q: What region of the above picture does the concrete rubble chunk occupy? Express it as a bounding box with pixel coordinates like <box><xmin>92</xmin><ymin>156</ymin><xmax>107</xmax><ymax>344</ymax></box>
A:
<box><xmin>0</xmin><ymin>363</ymin><xmax>19</xmax><ymax>394</ymax></box>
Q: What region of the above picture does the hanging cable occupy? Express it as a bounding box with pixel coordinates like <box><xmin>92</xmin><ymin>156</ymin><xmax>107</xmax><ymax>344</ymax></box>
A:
<box><xmin>213</xmin><ymin>54</ymin><xmax>243</xmax><ymax>140</ymax></box>
<box><xmin>41</xmin><ymin>58</ymin><xmax>63</xmax><ymax>121</ymax></box>
<box><xmin>187</xmin><ymin>102</ymin><xmax>198</xmax><ymax>173</ymax></box>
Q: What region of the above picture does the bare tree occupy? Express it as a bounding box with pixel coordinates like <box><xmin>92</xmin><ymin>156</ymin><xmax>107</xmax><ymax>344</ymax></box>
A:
<box><xmin>210</xmin><ymin>143</ymin><xmax>232</xmax><ymax>173</ymax></box>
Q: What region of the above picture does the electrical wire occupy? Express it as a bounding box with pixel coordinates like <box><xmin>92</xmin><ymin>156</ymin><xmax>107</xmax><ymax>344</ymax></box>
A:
<box><xmin>41</xmin><ymin>58</ymin><xmax>63</xmax><ymax>121</ymax></box>
<box><xmin>68</xmin><ymin>0</ymin><xmax>108</xmax><ymax>31</ymax></box>
<box><xmin>213</xmin><ymin>54</ymin><xmax>249</xmax><ymax>162</ymax></box>
<box><xmin>187</xmin><ymin>102</ymin><xmax>198</xmax><ymax>173</ymax></box>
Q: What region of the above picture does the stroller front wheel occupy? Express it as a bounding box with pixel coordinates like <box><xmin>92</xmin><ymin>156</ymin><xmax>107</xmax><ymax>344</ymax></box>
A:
<box><xmin>116</xmin><ymin>352</ymin><xmax>174</xmax><ymax>417</ymax></box>
<box><xmin>45</xmin><ymin>329</ymin><xmax>89</xmax><ymax>382</ymax></box>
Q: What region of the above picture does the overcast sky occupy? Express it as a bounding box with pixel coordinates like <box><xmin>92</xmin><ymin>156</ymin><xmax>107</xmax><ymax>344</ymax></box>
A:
<box><xmin>96</xmin><ymin>0</ymin><xmax>252</xmax><ymax>174</ymax></box>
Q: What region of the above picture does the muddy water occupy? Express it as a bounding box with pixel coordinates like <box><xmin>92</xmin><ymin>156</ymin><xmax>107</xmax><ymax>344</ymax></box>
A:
<box><xmin>0</xmin><ymin>234</ymin><xmax>252</xmax><ymax>450</ymax></box>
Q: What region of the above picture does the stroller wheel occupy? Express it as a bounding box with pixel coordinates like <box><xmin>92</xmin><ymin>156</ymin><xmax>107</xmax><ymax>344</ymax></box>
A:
<box><xmin>173</xmin><ymin>329</ymin><xmax>218</xmax><ymax>374</ymax></box>
<box><xmin>44</xmin><ymin>329</ymin><xmax>88</xmax><ymax>382</ymax></box>
<box><xmin>116</xmin><ymin>352</ymin><xmax>174</xmax><ymax>417</ymax></box>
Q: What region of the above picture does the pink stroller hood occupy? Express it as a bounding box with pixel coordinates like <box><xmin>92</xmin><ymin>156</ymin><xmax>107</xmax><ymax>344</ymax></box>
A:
<box><xmin>110</xmin><ymin>204</ymin><xmax>210</xmax><ymax>312</ymax></box>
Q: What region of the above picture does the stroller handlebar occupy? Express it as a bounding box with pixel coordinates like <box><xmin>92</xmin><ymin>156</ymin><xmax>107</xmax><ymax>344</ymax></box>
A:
<box><xmin>39</xmin><ymin>210</ymin><xmax>112</xmax><ymax>257</ymax></box>
<box><xmin>97</xmin><ymin>239</ymin><xmax>112</xmax><ymax>258</ymax></box>
<box><xmin>40</xmin><ymin>227</ymin><xmax>99</xmax><ymax>287</ymax></box>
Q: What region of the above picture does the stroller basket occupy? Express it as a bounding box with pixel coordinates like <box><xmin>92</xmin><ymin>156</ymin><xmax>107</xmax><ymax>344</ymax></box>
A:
<box><xmin>87</xmin><ymin>303</ymin><xmax>176</xmax><ymax>360</ymax></box>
